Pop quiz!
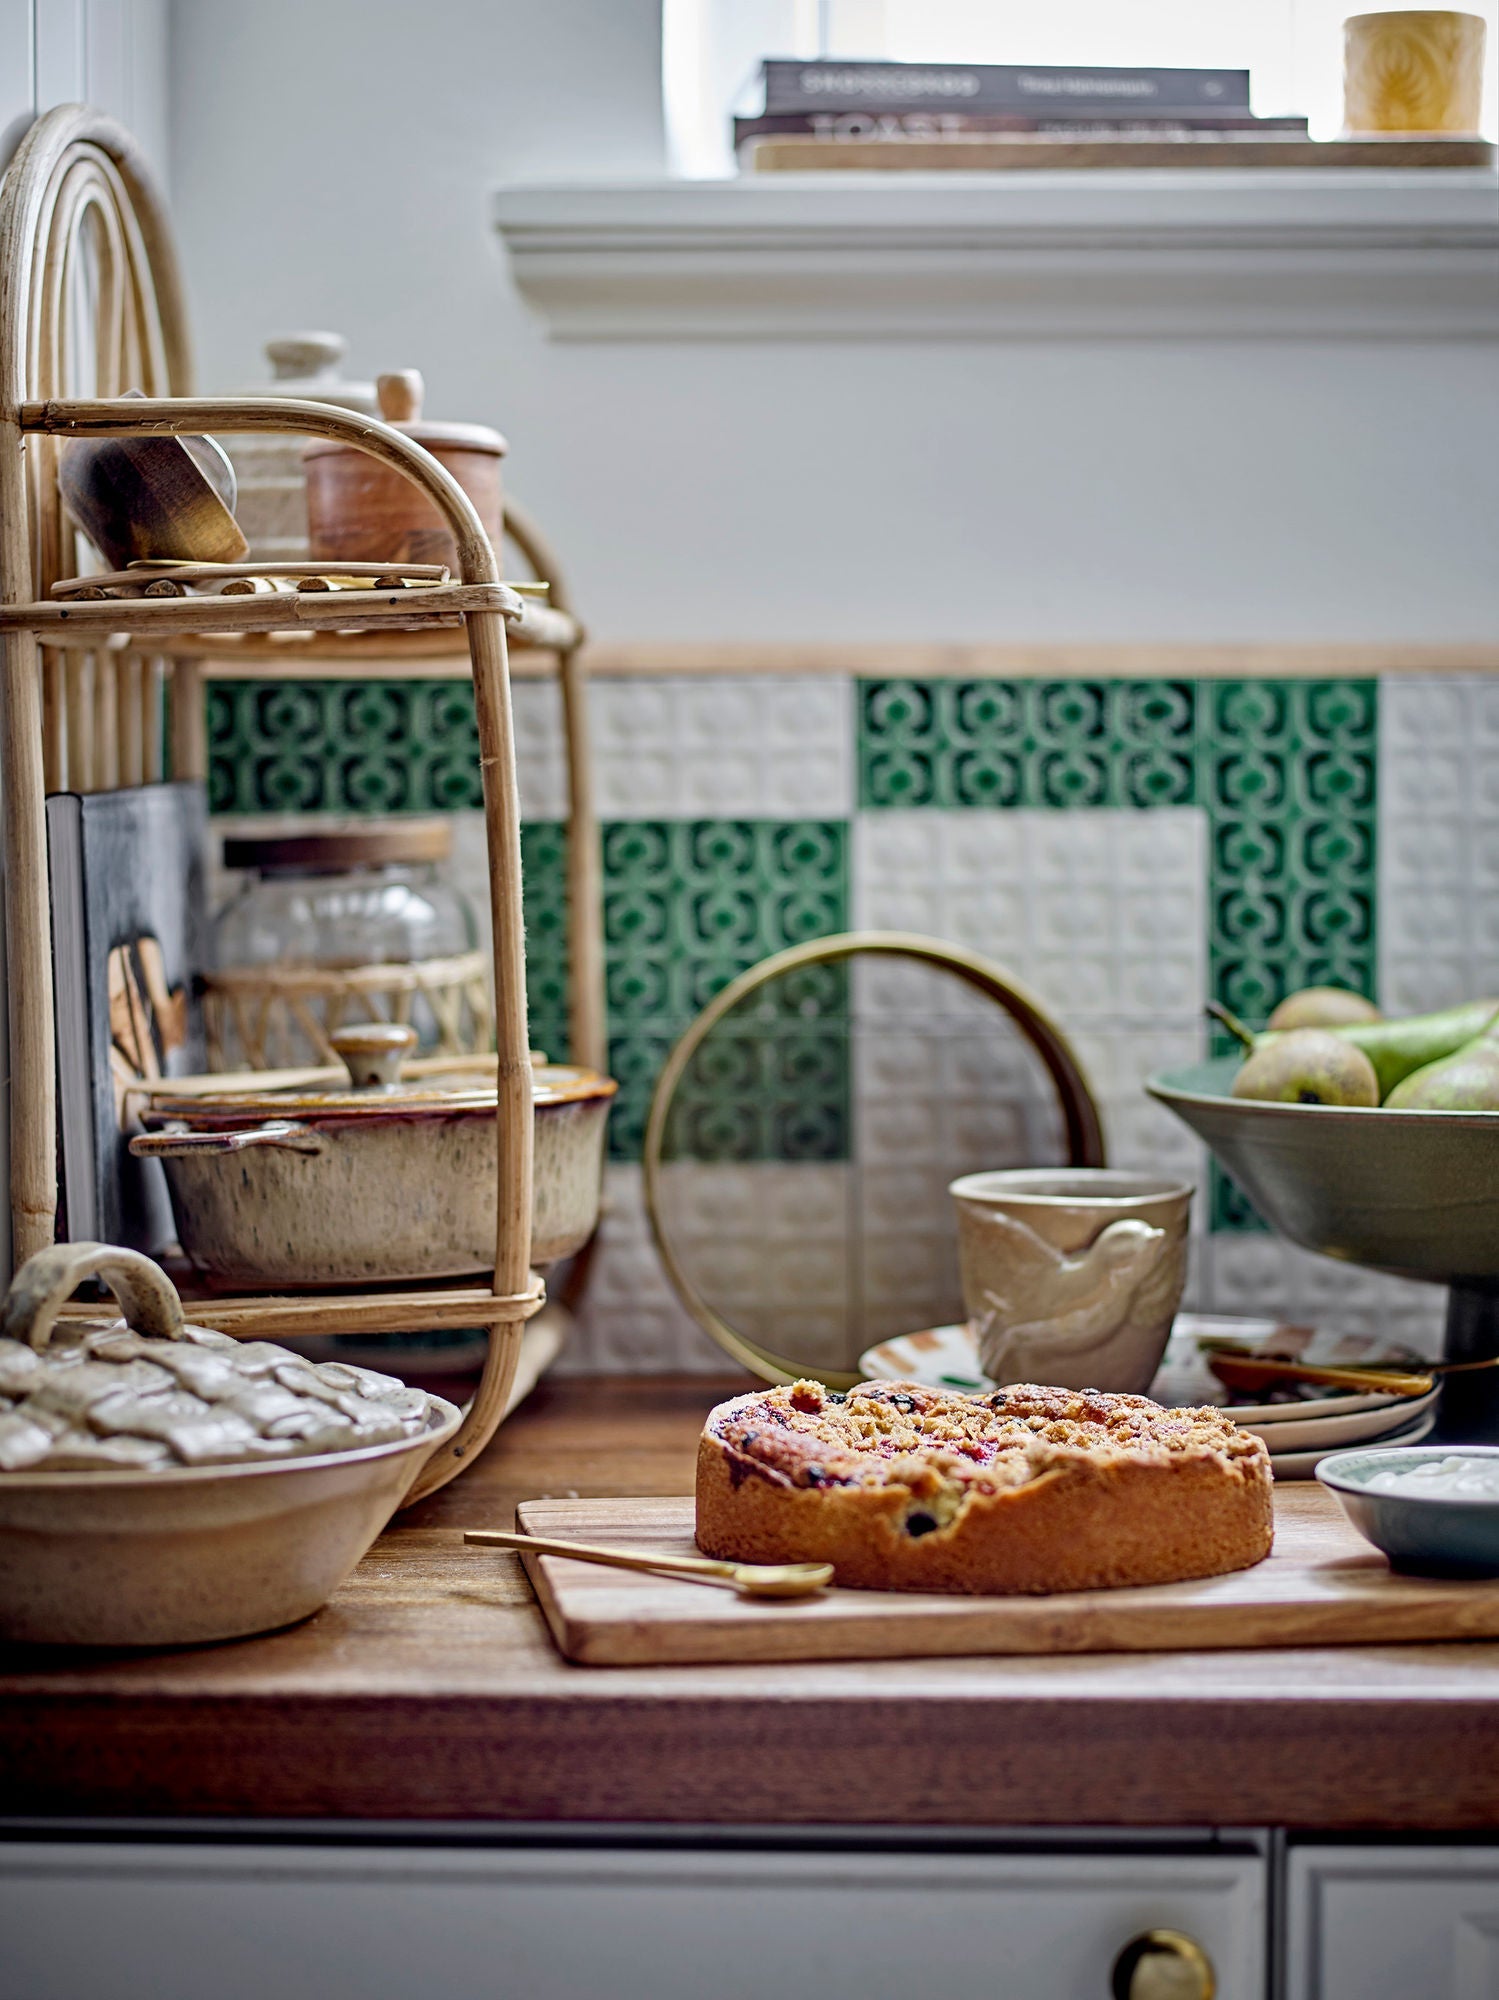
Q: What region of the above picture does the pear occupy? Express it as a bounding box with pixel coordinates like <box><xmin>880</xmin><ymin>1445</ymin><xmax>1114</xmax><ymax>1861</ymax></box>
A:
<box><xmin>1342</xmin><ymin>999</ymin><xmax>1499</xmax><ymax>1098</ymax></box>
<box><xmin>1231</xmin><ymin>1029</ymin><xmax>1380</xmax><ymax>1107</ymax></box>
<box><xmin>1266</xmin><ymin>986</ymin><xmax>1382</xmax><ymax>1032</ymax></box>
<box><xmin>1386</xmin><ymin>1022</ymin><xmax>1499</xmax><ymax>1110</ymax></box>
<box><xmin>1212</xmin><ymin>997</ymin><xmax>1499</xmax><ymax>1100</ymax></box>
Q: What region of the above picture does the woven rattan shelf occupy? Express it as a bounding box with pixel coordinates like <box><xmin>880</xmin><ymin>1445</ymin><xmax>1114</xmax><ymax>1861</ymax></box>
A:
<box><xmin>0</xmin><ymin>105</ymin><xmax>599</xmax><ymax>1501</ymax></box>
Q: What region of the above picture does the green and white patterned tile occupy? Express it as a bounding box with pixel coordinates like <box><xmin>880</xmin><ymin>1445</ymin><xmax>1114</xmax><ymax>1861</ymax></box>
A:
<box><xmin>857</xmin><ymin>676</ymin><xmax>1380</xmax><ymax>1231</ymax></box>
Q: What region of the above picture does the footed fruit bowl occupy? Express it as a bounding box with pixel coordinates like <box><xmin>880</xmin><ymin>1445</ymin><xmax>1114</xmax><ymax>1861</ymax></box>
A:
<box><xmin>1148</xmin><ymin>1057</ymin><xmax>1499</xmax><ymax>1438</ymax></box>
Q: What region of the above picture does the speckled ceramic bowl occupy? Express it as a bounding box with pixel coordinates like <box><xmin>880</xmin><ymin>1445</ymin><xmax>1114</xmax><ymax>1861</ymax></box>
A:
<box><xmin>1317</xmin><ymin>1445</ymin><xmax>1499</xmax><ymax>1577</ymax></box>
<box><xmin>131</xmin><ymin>1025</ymin><xmax>616</xmax><ymax>1288</ymax></box>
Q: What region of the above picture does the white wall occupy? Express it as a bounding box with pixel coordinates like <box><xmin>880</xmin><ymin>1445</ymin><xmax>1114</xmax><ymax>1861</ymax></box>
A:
<box><xmin>0</xmin><ymin>0</ymin><xmax>170</xmax><ymax>1285</ymax></box>
<box><xmin>166</xmin><ymin>0</ymin><xmax>1499</xmax><ymax>647</ymax></box>
<box><xmin>1</xmin><ymin>0</ymin><xmax>168</xmax><ymax>177</ymax></box>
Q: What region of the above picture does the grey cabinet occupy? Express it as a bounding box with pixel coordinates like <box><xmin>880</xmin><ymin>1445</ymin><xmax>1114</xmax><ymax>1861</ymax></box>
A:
<box><xmin>0</xmin><ymin>1839</ymin><xmax>1265</xmax><ymax>2000</ymax></box>
<box><xmin>1287</xmin><ymin>1846</ymin><xmax>1499</xmax><ymax>2000</ymax></box>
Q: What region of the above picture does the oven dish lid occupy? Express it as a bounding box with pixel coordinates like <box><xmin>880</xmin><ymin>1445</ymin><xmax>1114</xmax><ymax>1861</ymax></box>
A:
<box><xmin>140</xmin><ymin>1024</ymin><xmax>617</xmax><ymax>1126</ymax></box>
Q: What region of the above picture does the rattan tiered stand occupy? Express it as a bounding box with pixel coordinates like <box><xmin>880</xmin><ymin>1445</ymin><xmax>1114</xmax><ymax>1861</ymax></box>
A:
<box><xmin>0</xmin><ymin>105</ymin><xmax>594</xmax><ymax>1500</ymax></box>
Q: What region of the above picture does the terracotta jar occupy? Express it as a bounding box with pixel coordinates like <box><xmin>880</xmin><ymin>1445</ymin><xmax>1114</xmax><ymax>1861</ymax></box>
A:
<box><xmin>303</xmin><ymin>370</ymin><xmax>506</xmax><ymax>573</ymax></box>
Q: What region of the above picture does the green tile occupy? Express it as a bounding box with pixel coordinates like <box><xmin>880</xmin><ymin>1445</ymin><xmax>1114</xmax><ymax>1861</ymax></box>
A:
<box><xmin>520</xmin><ymin>821</ymin><xmax>570</xmax><ymax>1069</ymax></box>
<box><xmin>1202</xmin><ymin>679</ymin><xmax>1377</xmax><ymax>1230</ymax></box>
<box><xmin>859</xmin><ymin>677</ymin><xmax>1197</xmax><ymax>810</ymax></box>
<box><xmin>206</xmin><ymin>679</ymin><xmax>483</xmax><ymax>814</ymax></box>
<box><xmin>517</xmin><ymin>819</ymin><xmax>849</xmax><ymax>1160</ymax></box>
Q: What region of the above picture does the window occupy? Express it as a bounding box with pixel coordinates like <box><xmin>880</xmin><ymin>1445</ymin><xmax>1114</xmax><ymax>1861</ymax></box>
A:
<box><xmin>665</xmin><ymin>0</ymin><xmax>1499</xmax><ymax>177</ymax></box>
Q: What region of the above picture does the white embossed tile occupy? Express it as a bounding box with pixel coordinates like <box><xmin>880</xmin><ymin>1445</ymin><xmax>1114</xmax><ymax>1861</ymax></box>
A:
<box><xmin>561</xmin><ymin>1164</ymin><xmax>729</xmax><ymax>1373</ymax></box>
<box><xmin>852</xmin><ymin>809</ymin><xmax>1205</xmax><ymax>1029</ymax></box>
<box><xmin>1380</xmin><ymin>678</ymin><xmax>1499</xmax><ymax>1015</ymax></box>
<box><xmin>511</xmin><ymin>679</ymin><xmax>569</xmax><ymax>821</ymax></box>
<box><xmin>589</xmin><ymin>676</ymin><xmax>852</xmax><ymax>819</ymax></box>
<box><xmin>649</xmin><ymin>1160</ymin><xmax>854</xmax><ymax>1366</ymax></box>
<box><xmin>1198</xmin><ymin>1231</ymin><xmax>1445</xmax><ymax>1352</ymax></box>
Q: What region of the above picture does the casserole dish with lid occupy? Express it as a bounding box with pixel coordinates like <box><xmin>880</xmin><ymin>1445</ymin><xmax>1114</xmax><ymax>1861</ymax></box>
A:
<box><xmin>131</xmin><ymin>1023</ymin><xmax>615</xmax><ymax>1288</ymax></box>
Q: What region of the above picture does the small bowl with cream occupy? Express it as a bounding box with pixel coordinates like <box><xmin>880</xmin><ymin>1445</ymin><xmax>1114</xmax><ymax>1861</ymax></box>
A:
<box><xmin>1317</xmin><ymin>1445</ymin><xmax>1499</xmax><ymax>1578</ymax></box>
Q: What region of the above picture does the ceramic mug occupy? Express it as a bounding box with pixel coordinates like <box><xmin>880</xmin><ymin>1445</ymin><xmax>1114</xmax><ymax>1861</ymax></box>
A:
<box><xmin>949</xmin><ymin>1168</ymin><xmax>1193</xmax><ymax>1394</ymax></box>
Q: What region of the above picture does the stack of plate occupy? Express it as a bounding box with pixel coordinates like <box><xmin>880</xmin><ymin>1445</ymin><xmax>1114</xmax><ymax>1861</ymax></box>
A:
<box><xmin>858</xmin><ymin>1313</ymin><xmax>1439</xmax><ymax>1478</ymax></box>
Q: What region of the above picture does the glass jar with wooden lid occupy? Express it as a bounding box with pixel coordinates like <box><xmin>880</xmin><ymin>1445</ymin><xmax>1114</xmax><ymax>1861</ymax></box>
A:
<box><xmin>207</xmin><ymin>819</ymin><xmax>488</xmax><ymax>1070</ymax></box>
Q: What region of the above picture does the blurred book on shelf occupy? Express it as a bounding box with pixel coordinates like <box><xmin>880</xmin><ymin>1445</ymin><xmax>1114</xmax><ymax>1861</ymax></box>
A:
<box><xmin>736</xmin><ymin>55</ymin><xmax>1493</xmax><ymax>172</ymax></box>
<box><xmin>744</xmin><ymin>132</ymin><xmax>1493</xmax><ymax>173</ymax></box>
<box><xmin>758</xmin><ymin>59</ymin><xmax>1253</xmax><ymax>117</ymax></box>
<box><xmin>734</xmin><ymin>111</ymin><xmax>1311</xmax><ymax>161</ymax></box>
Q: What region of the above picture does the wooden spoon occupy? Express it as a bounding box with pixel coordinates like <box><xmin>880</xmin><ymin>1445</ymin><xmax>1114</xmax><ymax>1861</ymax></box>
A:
<box><xmin>464</xmin><ymin>1527</ymin><xmax>834</xmax><ymax>1599</ymax></box>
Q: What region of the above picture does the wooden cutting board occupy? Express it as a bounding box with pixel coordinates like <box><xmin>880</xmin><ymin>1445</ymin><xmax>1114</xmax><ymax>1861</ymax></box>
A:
<box><xmin>514</xmin><ymin>1489</ymin><xmax>1499</xmax><ymax>1668</ymax></box>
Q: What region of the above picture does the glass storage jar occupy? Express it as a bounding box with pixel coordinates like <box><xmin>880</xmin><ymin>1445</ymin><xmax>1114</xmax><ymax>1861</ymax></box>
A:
<box><xmin>207</xmin><ymin>821</ymin><xmax>488</xmax><ymax>1070</ymax></box>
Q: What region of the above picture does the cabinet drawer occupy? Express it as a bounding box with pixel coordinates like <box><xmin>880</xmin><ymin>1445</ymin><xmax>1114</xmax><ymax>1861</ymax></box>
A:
<box><xmin>1287</xmin><ymin>1845</ymin><xmax>1499</xmax><ymax>2000</ymax></box>
<box><xmin>1</xmin><ymin>1840</ymin><xmax>1265</xmax><ymax>2000</ymax></box>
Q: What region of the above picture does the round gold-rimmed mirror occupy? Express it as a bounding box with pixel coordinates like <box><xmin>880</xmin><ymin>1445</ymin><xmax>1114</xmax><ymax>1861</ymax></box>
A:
<box><xmin>641</xmin><ymin>930</ymin><xmax>1107</xmax><ymax>1387</ymax></box>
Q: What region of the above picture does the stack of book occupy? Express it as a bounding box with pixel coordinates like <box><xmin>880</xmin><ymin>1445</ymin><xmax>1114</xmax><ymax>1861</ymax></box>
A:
<box><xmin>735</xmin><ymin>59</ymin><xmax>1492</xmax><ymax>172</ymax></box>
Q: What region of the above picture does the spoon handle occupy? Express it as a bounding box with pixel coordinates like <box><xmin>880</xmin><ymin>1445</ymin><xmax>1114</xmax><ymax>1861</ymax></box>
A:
<box><xmin>465</xmin><ymin>1526</ymin><xmax>743</xmax><ymax>1586</ymax></box>
<box><xmin>1203</xmin><ymin>1345</ymin><xmax>1436</xmax><ymax>1396</ymax></box>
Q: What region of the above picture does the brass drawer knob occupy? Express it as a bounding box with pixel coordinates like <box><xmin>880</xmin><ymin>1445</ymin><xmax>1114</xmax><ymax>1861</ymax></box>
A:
<box><xmin>1111</xmin><ymin>1929</ymin><xmax>1216</xmax><ymax>2000</ymax></box>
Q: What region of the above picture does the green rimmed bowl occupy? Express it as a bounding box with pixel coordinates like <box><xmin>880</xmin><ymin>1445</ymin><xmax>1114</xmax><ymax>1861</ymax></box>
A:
<box><xmin>1146</xmin><ymin>1057</ymin><xmax>1499</xmax><ymax>1280</ymax></box>
<box><xmin>1317</xmin><ymin>1446</ymin><xmax>1499</xmax><ymax>1577</ymax></box>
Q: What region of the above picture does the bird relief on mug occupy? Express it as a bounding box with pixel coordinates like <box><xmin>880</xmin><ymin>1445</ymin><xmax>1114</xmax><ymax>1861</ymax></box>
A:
<box><xmin>949</xmin><ymin>1171</ymin><xmax>1193</xmax><ymax>1396</ymax></box>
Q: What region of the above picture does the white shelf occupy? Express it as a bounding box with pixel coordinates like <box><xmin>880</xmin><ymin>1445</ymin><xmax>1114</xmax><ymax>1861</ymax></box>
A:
<box><xmin>492</xmin><ymin>170</ymin><xmax>1499</xmax><ymax>341</ymax></box>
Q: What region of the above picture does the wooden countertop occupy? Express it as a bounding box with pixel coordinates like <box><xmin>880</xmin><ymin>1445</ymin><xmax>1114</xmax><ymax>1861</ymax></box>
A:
<box><xmin>4</xmin><ymin>1373</ymin><xmax>1499</xmax><ymax>1832</ymax></box>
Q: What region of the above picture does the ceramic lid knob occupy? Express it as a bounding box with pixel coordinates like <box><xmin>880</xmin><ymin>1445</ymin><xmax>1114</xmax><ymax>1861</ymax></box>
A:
<box><xmin>266</xmin><ymin>332</ymin><xmax>348</xmax><ymax>381</ymax></box>
<box><xmin>330</xmin><ymin>1022</ymin><xmax>419</xmax><ymax>1091</ymax></box>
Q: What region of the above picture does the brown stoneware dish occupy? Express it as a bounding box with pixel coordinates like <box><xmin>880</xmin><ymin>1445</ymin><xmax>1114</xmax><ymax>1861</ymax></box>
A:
<box><xmin>0</xmin><ymin>1241</ymin><xmax>460</xmax><ymax>1646</ymax></box>
<box><xmin>131</xmin><ymin>1023</ymin><xmax>616</xmax><ymax>1288</ymax></box>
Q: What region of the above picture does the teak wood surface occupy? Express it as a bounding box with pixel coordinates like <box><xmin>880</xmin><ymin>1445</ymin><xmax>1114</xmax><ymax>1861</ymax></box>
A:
<box><xmin>6</xmin><ymin>1374</ymin><xmax>1499</xmax><ymax>1834</ymax></box>
<box><xmin>514</xmin><ymin>1492</ymin><xmax>1499</xmax><ymax>1667</ymax></box>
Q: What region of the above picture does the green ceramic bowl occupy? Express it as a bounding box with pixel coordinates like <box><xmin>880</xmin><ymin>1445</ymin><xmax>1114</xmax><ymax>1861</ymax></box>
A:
<box><xmin>1147</xmin><ymin>1058</ymin><xmax>1499</xmax><ymax>1281</ymax></box>
<box><xmin>1317</xmin><ymin>1446</ymin><xmax>1499</xmax><ymax>1577</ymax></box>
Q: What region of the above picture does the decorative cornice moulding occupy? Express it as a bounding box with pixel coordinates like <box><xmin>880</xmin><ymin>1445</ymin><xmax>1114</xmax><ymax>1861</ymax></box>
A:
<box><xmin>492</xmin><ymin>172</ymin><xmax>1499</xmax><ymax>341</ymax></box>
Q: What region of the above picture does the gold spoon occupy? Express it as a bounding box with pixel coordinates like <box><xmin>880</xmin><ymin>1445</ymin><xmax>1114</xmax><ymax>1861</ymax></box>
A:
<box><xmin>1198</xmin><ymin>1341</ymin><xmax>1499</xmax><ymax>1399</ymax></box>
<box><xmin>464</xmin><ymin>1527</ymin><xmax>834</xmax><ymax>1600</ymax></box>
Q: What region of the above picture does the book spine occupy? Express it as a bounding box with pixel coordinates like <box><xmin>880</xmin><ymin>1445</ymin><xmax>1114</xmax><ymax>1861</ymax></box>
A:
<box><xmin>735</xmin><ymin>111</ymin><xmax>1309</xmax><ymax>150</ymax></box>
<box><xmin>761</xmin><ymin>60</ymin><xmax>1251</xmax><ymax>116</ymax></box>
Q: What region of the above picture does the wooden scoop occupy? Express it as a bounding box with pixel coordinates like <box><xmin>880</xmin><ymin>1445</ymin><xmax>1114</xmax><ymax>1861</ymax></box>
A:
<box><xmin>464</xmin><ymin>1527</ymin><xmax>833</xmax><ymax>1599</ymax></box>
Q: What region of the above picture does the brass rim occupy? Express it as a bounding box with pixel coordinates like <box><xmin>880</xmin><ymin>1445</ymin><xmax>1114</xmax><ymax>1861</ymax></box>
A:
<box><xmin>641</xmin><ymin>930</ymin><xmax>1106</xmax><ymax>1388</ymax></box>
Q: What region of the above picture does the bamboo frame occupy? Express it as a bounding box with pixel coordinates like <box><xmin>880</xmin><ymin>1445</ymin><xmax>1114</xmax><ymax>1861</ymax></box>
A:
<box><xmin>0</xmin><ymin>107</ymin><xmax>544</xmax><ymax>1501</ymax></box>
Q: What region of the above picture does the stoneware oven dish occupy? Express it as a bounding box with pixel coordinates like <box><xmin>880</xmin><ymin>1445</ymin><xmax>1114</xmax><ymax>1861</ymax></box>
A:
<box><xmin>0</xmin><ymin>1242</ymin><xmax>461</xmax><ymax>1646</ymax></box>
<box><xmin>131</xmin><ymin>1023</ymin><xmax>616</xmax><ymax>1289</ymax></box>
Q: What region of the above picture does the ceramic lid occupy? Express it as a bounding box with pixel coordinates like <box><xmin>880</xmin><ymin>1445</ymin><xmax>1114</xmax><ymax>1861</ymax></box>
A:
<box><xmin>0</xmin><ymin>1244</ymin><xmax>447</xmax><ymax>1475</ymax></box>
<box><xmin>244</xmin><ymin>331</ymin><xmax>378</xmax><ymax>413</ymax></box>
<box><xmin>144</xmin><ymin>1025</ymin><xmax>618</xmax><ymax>1126</ymax></box>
